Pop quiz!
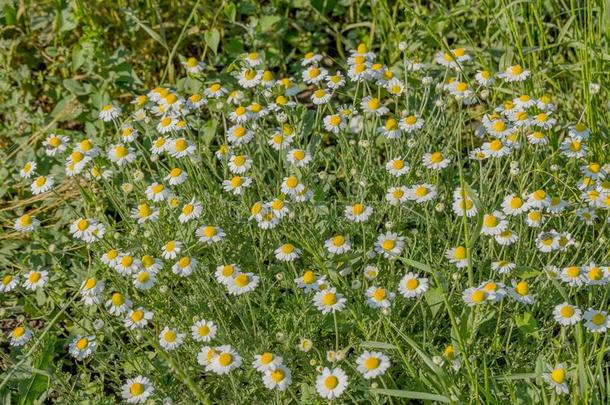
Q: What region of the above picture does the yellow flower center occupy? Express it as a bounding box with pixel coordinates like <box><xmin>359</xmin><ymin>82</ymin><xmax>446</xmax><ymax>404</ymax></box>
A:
<box><xmin>115</xmin><ymin>146</ymin><xmax>128</xmax><ymax>158</ymax></box>
<box><xmin>322</xmin><ymin>292</ymin><xmax>337</xmax><ymax>305</ymax></box>
<box><xmin>121</xmin><ymin>256</ymin><xmax>133</xmax><ymax>267</ymax></box>
<box><xmin>373</xmin><ymin>288</ymin><xmax>386</xmax><ymax>300</ymax></box>
<box><xmin>218</xmin><ymin>353</ymin><xmax>233</xmax><ymax>366</ymax></box>
<box><xmin>230</xmin><ymin>176</ymin><xmax>243</xmax><ymax>188</ymax></box>
<box><xmin>484</xmin><ymin>215</ymin><xmax>498</xmax><ymax>228</ymax></box>
<box><xmin>592</xmin><ymin>313</ymin><xmax>606</xmax><ymax>325</ymax></box>
<box><xmin>303</xmin><ymin>271</ymin><xmax>316</xmax><ymax>284</ymax></box>
<box><xmin>382</xmin><ymin>240</ymin><xmax>395</xmax><ymax>251</ymax></box>
<box><xmin>406</xmin><ymin>278</ymin><xmax>419</xmax><ymax>290</ymax></box>
<box><xmin>198</xmin><ymin>325</ymin><xmax>210</xmax><ymax>336</ymax></box>
<box><xmin>130</xmin><ymin>383</ymin><xmax>145</xmax><ymax>396</ymax></box>
<box><xmin>510</xmin><ymin>65</ymin><xmax>523</xmax><ymax>75</ymax></box>
<box><xmin>271</xmin><ymin>369</ymin><xmax>285</xmax><ymax>382</ymax></box>
<box><xmin>551</xmin><ymin>368</ymin><xmax>565</xmax><ymax>384</ymax></box>
<box><xmin>324</xmin><ymin>376</ymin><xmax>339</xmax><ymax>389</ymax></box>
<box><xmin>260</xmin><ymin>352</ymin><xmax>274</xmax><ymax>364</ymax></box>
<box><xmin>76</xmin><ymin>337</ymin><xmax>89</xmax><ymax>350</ymax></box>
<box><xmin>12</xmin><ymin>326</ymin><xmax>25</xmax><ymax>338</ymax></box>
<box><xmin>164</xmin><ymin>330</ymin><xmax>177</xmax><ymax>342</ymax></box>
<box><xmin>560</xmin><ymin>306</ymin><xmax>574</xmax><ymax>318</ymax></box>
<box><xmin>131</xmin><ymin>310</ymin><xmax>144</xmax><ymax>322</ymax></box>
<box><xmin>332</xmin><ymin>235</ymin><xmax>345</xmax><ymax>247</ymax></box>
<box><xmin>515</xmin><ymin>281</ymin><xmax>529</xmax><ymax>296</ymax></box>
<box><xmin>111</xmin><ymin>292</ymin><xmax>124</xmax><ymax>306</ymax></box>
<box><xmin>364</xmin><ymin>356</ymin><xmax>380</xmax><ymax>369</ymax></box>
<box><xmin>471</xmin><ymin>290</ymin><xmax>486</xmax><ymax>303</ymax></box>
<box><xmin>85</xmin><ymin>278</ymin><xmax>97</xmax><ymax>290</ymax></box>
<box><xmin>367</xmin><ymin>98</ymin><xmax>380</xmax><ymax>110</ymax></box>
<box><xmin>454</xmin><ymin>246</ymin><xmax>467</xmax><ymax>260</ymax></box>
<box><xmin>235</xmin><ymin>274</ymin><xmax>250</xmax><ymax>287</ymax></box>
<box><xmin>222</xmin><ymin>265</ymin><xmax>234</xmax><ymax>277</ymax></box>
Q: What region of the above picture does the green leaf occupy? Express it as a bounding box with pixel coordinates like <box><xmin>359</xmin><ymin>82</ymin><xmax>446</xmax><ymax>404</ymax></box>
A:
<box><xmin>515</xmin><ymin>312</ymin><xmax>539</xmax><ymax>336</ymax></box>
<box><xmin>360</xmin><ymin>341</ymin><xmax>397</xmax><ymax>350</ymax></box>
<box><xmin>204</xmin><ymin>30</ymin><xmax>221</xmax><ymax>54</ymax></box>
<box><xmin>371</xmin><ymin>388</ymin><xmax>451</xmax><ymax>403</ymax></box>
<box><xmin>223</xmin><ymin>3</ymin><xmax>237</xmax><ymax>22</ymax></box>
<box><xmin>424</xmin><ymin>287</ymin><xmax>444</xmax><ymax>317</ymax></box>
<box><xmin>126</xmin><ymin>11</ymin><xmax>168</xmax><ymax>50</ymax></box>
<box><xmin>399</xmin><ymin>257</ymin><xmax>433</xmax><ymax>274</ymax></box>
<box><xmin>63</xmin><ymin>78</ymin><xmax>87</xmax><ymax>95</ymax></box>
<box><xmin>258</xmin><ymin>15</ymin><xmax>281</xmax><ymax>32</ymax></box>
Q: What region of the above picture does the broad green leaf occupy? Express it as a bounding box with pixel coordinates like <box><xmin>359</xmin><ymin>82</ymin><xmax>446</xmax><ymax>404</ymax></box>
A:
<box><xmin>204</xmin><ymin>30</ymin><xmax>221</xmax><ymax>54</ymax></box>
<box><xmin>258</xmin><ymin>15</ymin><xmax>281</xmax><ymax>32</ymax></box>
<box><xmin>360</xmin><ymin>341</ymin><xmax>398</xmax><ymax>350</ymax></box>
<box><xmin>371</xmin><ymin>388</ymin><xmax>451</xmax><ymax>403</ymax></box>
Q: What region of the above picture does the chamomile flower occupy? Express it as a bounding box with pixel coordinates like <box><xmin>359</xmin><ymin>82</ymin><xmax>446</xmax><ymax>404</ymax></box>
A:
<box><xmin>167</xmin><ymin>137</ymin><xmax>195</xmax><ymax>158</ymax></box>
<box><xmin>158</xmin><ymin>327</ymin><xmax>185</xmax><ymax>350</ymax></box>
<box><xmin>69</xmin><ymin>335</ymin><xmax>96</xmax><ymax>360</ymax></box>
<box><xmin>106</xmin><ymin>292</ymin><xmax>132</xmax><ymax>316</ymax></box>
<box><xmin>498</xmin><ymin>64</ymin><xmax>530</xmax><ymax>82</ymax></box>
<box><xmin>124</xmin><ymin>307</ymin><xmax>153</xmax><ymax>329</ymax></box>
<box><xmin>325</xmin><ymin>235</ymin><xmax>351</xmax><ymax>254</ymax></box>
<box><xmin>422</xmin><ymin>152</ymin><xmax>450</xmax><ymax>170</ymax></box>
<box><xmin>356</xmin><ymin>351</ymin><xmax>391</xmax><ymax>379</ymax></box>
<box><xmin>294</xmin><ymin>270</ymin><xmax>325</xmax><ymax>292</ymax></box>
<box><xmin>31</xmin><ymin>175</ymin><xmax>54</xmax><ymax>194</ymax></box>
<box><xmin>171</xmin><ymin>256</ymin><xmax>198</xmax><ymax>277</ymax></box>
<box><xmin>311</xmin><ymin>88</ymin><xmax>332</xmax><ymax>105</ymax></box>
<box><xmin>99</xmin><ymin>103</ymin><xmax>121</xmax><ymax>121</ymax></box>
<box><xmin>227</xmin><ymin>272</ymin><xmax>259</xmax><ymax>295</ymax></box>
<box><xmin>227</xmin><ymin>125</ymin><xmax>254</xmax><ymax>145</ymax></box>
<box><xmin>313</xmin><ymin>288</ymin><xmax>346</xmax><ymax>314</ymax></box>
<box><xmin>445</xmin><ymin>246</ymin><xmax>468</xmax><ymax>268</ymax></box>
<box><xmin>108</xmin><ymin>144</ymin><xmax>136</xmax><ymax>166</ymax></box>
<box><xmin>365</xmin><ymin>286</ymin><xmax>395</xmax><ymax>308</ymax></box>
<box><xmin>286</xmin><ymin>149</ymin><xmax>312</xmax><ymax>167</ymax></box>
<box><xmin>114</xmin><ymin>254</ymin><xmax>141</xmax><ymax>276</ymax></box>
<box><xmin>0</xmin><ymin>274</ymin><xmax>19</xmax><ymax>293</ymax></box>
<box><xmin>327</xmin><ymin>72</ymin><xmax>346</xmax><ymax>89</ymax></box>
<box><xmin>553</xmin><ymin>303</ymin><xmax>582</xmax><ymax>326</ymax></box>
<box><xmin>508</xmin><ymin>280</ymin><xmax>535</xmax><ymax>305</ymax></box>
<box><xmin>165</xmin><ymin>167</ymin><xmax>187</xmax><ymax>186</ymax></box>
<box><xmin>133</xmin><ymin>269</ymin><xmax>157</xmax><ymax>290</ymax></box>
<box><xmin>235</xmin><ymin>68</ymin><xmax>260</xmax><ymax>88</ymax></box>
<box><xmin>43</xmin><ymin>134</ymin><xmax>69</xmax><ymax>156</ymax></box>
<box><xmin>179</xmin><ymin>199</ymin><xmax>203</xmax><ymax>223</ymax></box>
<box><xmin>263</xmin><ymin>365</ymin><xmax>292</xmax><ymax>391</ymax></box>
<box><xmin>131</xmin><ymin>203</ymin><xmax>159</xmax><ymax>224</ymax></box>
<box><xmin>491</xmin><ymin>260</ymin><xmax>516</xmax><ymax>275</ymax></box>
<box><xmin>222</xmin><ymin>176</ymin><xmax>252</xmax><ymax>195</ymax></box>
<box><xmin>23</xmin><ymin>270</ymin><xmax>48</xmax><ymax>290</ymax></box>
<box><xmin>209</xmin><ymin>345</ymin><xmax>242</xmax><ymax>374</ymax></box>
<box><xmin>316</xmin><ymin>367</ymin><xmax>348</xmax><ymax>400</ymax></box>
<box><xmin>583</xmin><ymin>262</ymin><xmax>608</xmax><ymax>286</ymax></box>
<box><xmin>407</xmin><ymin>183</ymin><xmax>437</xmax><ymax>203</ymax></box>
<box><xmin>323</xmin><ymin>114</ymin><xmax>346</xmax><ymax>133</ymax></box>
<box><xmin>398</xmin><ymin>272</ymin><xmax>429</xmax><ymax>298</ymax></box>
<box><xmin>375</xmin><ymin>232</ymin><xmax>404</xmax><ymax>259</ymax></box>
<box><xmin>378</xmin><ymin>117</ymin><xmax>401</xmax><ymax>139</ymax></box>
<box><xmin>584</xmin><ymin>309</ymin><xmax>610</xmax><ymax>332</ymax></box>
<box><xmin>302</xmin><ymin>66</ymin><xmax>327</xmax><ymax>84</ymax></box>
<box><xmin>196</xmin><ymin>225</ymin><xmax>225</xmax><ymax>244</ymax></box>
<box><xmin>361</xmin><ymin>96</ymin><xmax>388</xmax><ymax>116</ymax></box>
<box><xmin>475</xmin><ymin>70</ymin><xmax>495</xmax><ymax>86</ymax></box>
<box><xmin>191</xmin><ymin>319</ymin><xmax>217</xmax><ymax>343</ymax></box>
<box><xmin>399</xmin><ymin>114</ymin><xmax>425</xmax><ymax>133</ymax></box>
<box><xmin>228</xmin><ymin>154</ymin><xmax>253</xmax><ymax>174</ymax></box>
<box><xmin>386</xmin><ymin>157</ymin><xmax>410</xmax><ymax>176</ymax></box>
<box><xmin>8</xmin><ymin>325</ymin><xmax>32</xmax><ymax>347</ymax></box>
<box><xmin>345</xmin><ymin>203</ymin><xmax>372</xmax><ymax>222</ymax></box>
<box><xmin>253</xmin><ymin>352</ymin><xmax>284</xmax><ymax>372</ymax></box>
<box><xmin>462</xmin><ymin>287</ymin><xmax>488</xmax><ymax>306</ymax></box>
<box><xmin>161</xmin><ymin>240</ymin><xmax>182</xmax><ymax>260</ymax></box>
<box><xmin>121</xmin><ymin>376</ymin><xmax>154</xmax><ymax>404</ymax></box>
<box><xmin>215</xmin><ymin>264</ymin><xmax>239</xmax><ymax>286</ymax></box>
<box><xmin>560</xmin><ymin>137</ymin><xmax>587</xmax><ymax>158</ymax></box>
<box><xmin>275</xmin><ymin>243</ymin><xmax>300</xmax><ymax>262</ymax></box>
<box><xmin>543</xmin><ymin>364</ymin><xmax>569</xmax><ymax>395</ymax></box>
<box><xmin>14</xmin><ymin>213</ymin><xmax>40</xmax><ymax>232</ymax></box>
<box><xmin>481</xmin><ymin>211</ymin><xmax>508</xmax><ymax>236</ymax></box>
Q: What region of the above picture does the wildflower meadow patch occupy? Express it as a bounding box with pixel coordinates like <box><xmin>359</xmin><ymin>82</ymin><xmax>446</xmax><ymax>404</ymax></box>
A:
<box><xmin>1</xmin><ymin>1</ymin><xmax>610</xmax><ymax>403</ymax></box>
